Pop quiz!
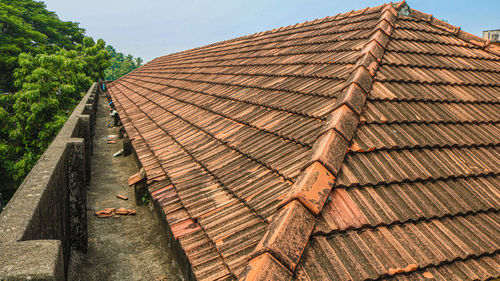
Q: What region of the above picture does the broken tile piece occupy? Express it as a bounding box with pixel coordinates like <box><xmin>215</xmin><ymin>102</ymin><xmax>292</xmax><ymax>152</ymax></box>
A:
<box><xmin>94</xmin><ymin>208</ymin><xmax>115</xmax><ymax>217</ymax></box>
<box><xmin>115</xmin><ymin>207</ymin><xmax>129</xmax><ymax>215</ymax></box>
<box><xmin>116</xmin><ymin>194</ymin><xmax>128</xmax><ymax>200</ymax></box>
<box><xmin>95</xmin><ymin>210</ymin><xmax>113</xmax><ymax>218</ymax></box>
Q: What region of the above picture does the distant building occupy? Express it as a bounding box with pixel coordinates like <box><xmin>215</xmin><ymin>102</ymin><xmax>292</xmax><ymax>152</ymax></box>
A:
<box><xmin>483</xmin><ymin>29</ymin><xmax>500</xmax><ymax>44</ymax></box>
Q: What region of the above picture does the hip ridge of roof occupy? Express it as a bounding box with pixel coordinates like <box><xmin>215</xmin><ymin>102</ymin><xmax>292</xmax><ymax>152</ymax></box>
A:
<box><xmin>237</xmin><ymin>3</ymin><xmax>400</xmax><ymax>280</ymax></box>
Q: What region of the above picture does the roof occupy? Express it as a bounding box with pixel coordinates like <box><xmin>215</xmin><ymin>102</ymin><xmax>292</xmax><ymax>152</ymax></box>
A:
<box><xmin>107</xmin><ymin>2</ymin><xmax>500</xmax><ymax>280</ymax></box>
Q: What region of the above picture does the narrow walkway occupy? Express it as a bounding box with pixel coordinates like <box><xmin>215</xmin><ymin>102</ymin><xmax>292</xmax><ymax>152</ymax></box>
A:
<box><xmin>68</xmin><ymin>94</ymin><xmax>183</xmax><ymax>281</ymax></box>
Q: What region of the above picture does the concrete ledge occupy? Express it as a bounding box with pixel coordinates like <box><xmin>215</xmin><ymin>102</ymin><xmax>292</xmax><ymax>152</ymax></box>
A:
<box><xmin>0</xmin><ymin>82</ymin><xmax>102</xmax><ymax>280</ymax></box>
<box><xmin>0</xmin><ymin>241</ymin><xmax>64</xmax><ymax>281</ymax></box>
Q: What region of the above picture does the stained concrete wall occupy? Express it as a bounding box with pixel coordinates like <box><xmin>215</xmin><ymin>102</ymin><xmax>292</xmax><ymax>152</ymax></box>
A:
<box><xmin>0</xmin><ymin>83</ymin><xmax>101</xmax><ymax>281</ymax></box>
<box><xmin>150</xmin><ymin>195</ymin><xmax>198</xmax><ymax>281</ymax></box>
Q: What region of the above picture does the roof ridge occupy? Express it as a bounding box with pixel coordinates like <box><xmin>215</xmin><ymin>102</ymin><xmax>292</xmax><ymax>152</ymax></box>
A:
<box><xmin>152</xmin><ymin>3</ymin><xmax>387</xmax><ymax>62</ymax></box>
<box><xmin>200</xmin><ymin>5</ymin><xmax>379</xmax><ymax>48</ymax></box>
<box><xmin>402</xmin><ymin>3</ymin><xmax>500</xmax><ymax>57</ymax></box>
<box><xmin>237</xmin><ymin>3</ymin><xmax>399</xmax><ymax>280</ymax></box>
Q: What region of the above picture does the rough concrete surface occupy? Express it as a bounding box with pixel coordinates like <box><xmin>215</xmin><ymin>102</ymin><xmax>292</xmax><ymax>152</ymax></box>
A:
<box><xmin>0</xmin><ymin>84</ymin><xmax>98</xmax><ymax>281</ymax></box>
<box><xmin>68</xmin><ymin>95</ymin><xmax>183</xmax><ymax>281</ymax></box>
<box><xmin>0</xmin><ymin>240</ymin><xmax>64</xmax><ymax>281</ymax></box>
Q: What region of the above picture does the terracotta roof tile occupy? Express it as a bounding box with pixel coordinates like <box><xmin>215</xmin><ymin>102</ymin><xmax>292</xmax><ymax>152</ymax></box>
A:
<box><xmin>108</xmin><ymin>1</ymin><xmax>500</xmax><ymax>280</ymax></box>
<box><xmin>381</xmin><ymin>253</ymin><xmax>500</xmax><ymax>280</ymax></box>
<box><xmin>302</xmin><ymin>212</ymin><xmax>500</xmax><ymax>281</ymax></box>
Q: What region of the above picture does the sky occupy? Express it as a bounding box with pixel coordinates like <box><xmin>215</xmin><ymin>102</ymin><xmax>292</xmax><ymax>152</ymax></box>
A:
<box><xmin>42</xmin><ymin>0</ymin><xmax>500</xmax><ymax>63</ymax></box>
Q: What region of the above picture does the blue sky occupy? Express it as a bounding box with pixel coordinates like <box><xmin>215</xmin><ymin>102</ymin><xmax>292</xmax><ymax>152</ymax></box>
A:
<box><xmin>42</xmin><ymin>0</ymin><xmax>499</xmax><ymax>62</ymax></box>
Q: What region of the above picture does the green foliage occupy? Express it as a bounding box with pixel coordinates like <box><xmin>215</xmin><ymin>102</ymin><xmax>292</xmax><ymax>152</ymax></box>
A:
<box><xmin>104</xmin><ymin>45</ymin><xmax>143</xmax><ymax>81</ymax></box>
<box><xmin>141</xmin><ymin>193</ymin><xmax>150</xmax><ymax>206</ymax></box>
<box><xmin>0</xmin><ymin>0</ymin><xmax>111</xmax><ymax>206</ymax></box>
<box><xmin>0</xmin><ymin>0</ymin><xmax>85</xmax><ymax>92</ymax></box>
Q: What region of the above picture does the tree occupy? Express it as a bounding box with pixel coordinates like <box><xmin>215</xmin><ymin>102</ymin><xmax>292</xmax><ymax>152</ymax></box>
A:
<box><xmin>104</xmin><ymin>45</ymin><xmax>143</xmax><ymax>81</ymax></box>
<box><xmin>0</xmin><ymin>0</ymin><xmax>148</xmax><ymax>207</ymax></box>
<box><xmin>0</xmin><ymin>36</ymin><xmax>109</xmax><ymax>207</ymax></box>
<box><xmin>0</xmin><ymin>0</ymin><xmax>85</xmax><ymax>92</ymax></box>
<box><xmin>11</xmin><ymin>37</ymin><xmax>108</xmax><ymax>176</ymax></box>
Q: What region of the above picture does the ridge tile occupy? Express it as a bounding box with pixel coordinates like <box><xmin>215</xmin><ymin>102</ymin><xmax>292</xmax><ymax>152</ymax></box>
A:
<box><xmin>107</xmin><ymin>2</ymin><xmax>500</xmax><ymax>280</ymax></box>
<box><xmin>322</xmin><ymin>105</ymin><xmax>359</xmax><ymax>141</ymax></box>
<box><xmin>249</xmin><ymin>200</ymin><xmax>315</xmax><ymax>271</ymax></box>
<box><xmin>238</xmin><ymin>252</ymin><xmax>292</xmax><ymax>281</ymax></box>
<box><xmin>307</xmin><ymin>129</ymin><xmax>349</xmax><ymax>175</ymax></box>
<box><xmin>278</xmin><ymin>161</ymin><xmax>335</xmax><ymax>215</ymax></box>
<box><xmin>333</xmin><ymin>83</ymin><xmax>368</xmax><ymax>115</ymax></box>
<box><xmin>345</xmin><ymin>66</ymin><xmax>373</xmax><ymax>93</ymax></box>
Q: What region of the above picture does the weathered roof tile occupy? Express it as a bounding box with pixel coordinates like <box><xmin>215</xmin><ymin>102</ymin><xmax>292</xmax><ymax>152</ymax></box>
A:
<box><xmin>108</xmin><ymin>1</ymin><xmax>500</xmax><ymax>280</ymax></box>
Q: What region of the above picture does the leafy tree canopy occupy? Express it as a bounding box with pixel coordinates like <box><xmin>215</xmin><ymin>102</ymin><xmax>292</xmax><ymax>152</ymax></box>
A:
<box><xmin>1</xmin><ymin>38</ymin><xmax>110</xmax><ymax>206</ymax></box>
<box><xmin>0</xmin><ymin>0</ymin><xmax>111</xmax><ymax>207</ymax></box>
<box><xmin>0</xmin><ymin>0</ymin><xmax>141</xmax><ymax>207</ymax></box>
<box><xmin>0</xmin><ymin>0</ymin><xmax>85</xmax><ymax>92</ymax></box>
<box><xmin>104</xmin><ymin>45</ymin><xmax>143</xmax><ymax>81</ymax></box>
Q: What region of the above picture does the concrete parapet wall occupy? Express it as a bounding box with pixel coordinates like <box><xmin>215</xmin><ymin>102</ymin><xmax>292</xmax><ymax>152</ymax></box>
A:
<box><xmin>0</xmin><ymin>83</ymin><xmax>101</xmax><ymax>280</ymax></box>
